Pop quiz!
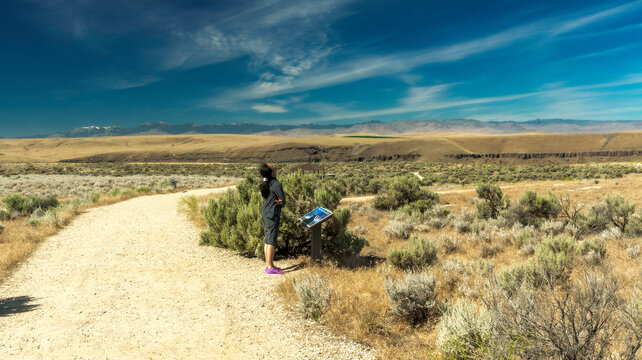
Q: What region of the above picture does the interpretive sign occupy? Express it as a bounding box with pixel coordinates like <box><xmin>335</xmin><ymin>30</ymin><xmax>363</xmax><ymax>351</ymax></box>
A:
<box><xmin>300</xmin><ymin>207</ymin><xmax>333</xmax><ymax>228</ymax></box>
<box><xmin>300</xmin><ymin>207</ymin><xmax>333</xmax><ymax>260</ymax></box>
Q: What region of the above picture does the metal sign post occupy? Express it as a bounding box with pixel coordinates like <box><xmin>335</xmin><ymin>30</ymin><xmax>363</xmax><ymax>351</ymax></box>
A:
<box><xmin>310</xmin><ymin>223</ymin><xmax>322</xmax><ymax>260</ymax></box>
<box><xmin>300</xmin><ymin>207</ymin><xmax>333</xmax><ymax>261</ymax></box>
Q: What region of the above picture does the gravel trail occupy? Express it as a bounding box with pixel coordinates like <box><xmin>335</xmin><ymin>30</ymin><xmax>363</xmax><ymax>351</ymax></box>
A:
<box><xmin>0</xmin><ymin>188</ymin><xmax>374</xmax><ymax>359</ymax></box>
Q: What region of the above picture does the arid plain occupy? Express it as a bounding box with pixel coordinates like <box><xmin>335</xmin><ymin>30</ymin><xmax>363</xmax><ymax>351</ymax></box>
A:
<box><xmin>1</xmin><ymin>131</ymin><xmax>641</xmax><ymax>359</ymax></box>
<box><xmin>1</xmin><ymin>131</ymin><xmax>641</xmax><ymax>163</ymax></box>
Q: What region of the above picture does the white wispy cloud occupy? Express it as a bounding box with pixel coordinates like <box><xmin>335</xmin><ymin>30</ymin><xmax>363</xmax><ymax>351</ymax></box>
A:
<box><xmin>26</xmin><ymin>0</ymin><xmax>354</xmax><ymax>91</ymax></box>
<box><xmin>209</xmin><ymin>0</ymin><xmax>642</xmax><ymax>107</ymax></box>
<box><xmin>548</xmin><ymin>0</ymin><xmax>642</xmax><ymax>36</ymax></box>
<box><xmin>294</xmin><ymin>73</ymin><xmax>642</xmax><ymax>123</ymax></box>
<box><xmin>252</xmin><ymin>104</ymin><xmax>288</xmax><ymax>113</ymax></box>
<box><xmin>556</xmin><ymin>42</ymin><xmax>642</xmax><ymax>63</ymax></box>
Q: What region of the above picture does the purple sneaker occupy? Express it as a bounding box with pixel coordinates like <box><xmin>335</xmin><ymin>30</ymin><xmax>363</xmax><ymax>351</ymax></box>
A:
<box><xmin>265</xmin><ymin>266</ymin><xmax>284</xmax><ymax>275</ymax></box>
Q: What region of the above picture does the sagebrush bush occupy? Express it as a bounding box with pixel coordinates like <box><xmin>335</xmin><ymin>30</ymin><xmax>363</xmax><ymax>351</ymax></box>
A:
<box><xmin>497</xmin><ymin>261</ymin><xmax>541</xmax><ymax>296</ymax></box>
<box><xmin>625</xmin><ymin>214</ymin><xmax>642</xmax><ymax>237</ymax></box>
<box><xmin>475</xmin><ymin>183</ymin><xmax>509</xmax><ymax>219</ymax></box>
<box><xmin>373</xmin><ymin>176</ymin><xmax>439</xmax><ymax>211</ymax></box>
<box><xmin>200</xmin><ymin>172</ymin><xmax>363</xmax><ymax>258</ymax></box>
<box><xmin>534</xmin><ymin>235</ymin><xmax>577</xmax><ymax>283</ymax></box>
<box><xmin>439</xmin><ymin>233</ymin><xmax>461</xmax><ymax>253</ymax></box>
<box><xmin>472</xmin><ymin>258</ymin><xmax>494</xmax><ymax>276</ymax></box>
<box><xmin>2</xmin><ymin>194</ymin><xmax>59</xmax><ymax>216</ymax></box>
<box><xmin>437</xmin><ymin>300</ymin><xmax>494</xmax><ymax>359</ymax></box>
<box><xmin>486</xmin><ymin>270</ymin><xmax>638</xmax><ymax>359</ymax></box>
<box><xmin>627</xmin><ymin>244</ymin><xmax>641</xmax><ymax>259</ymax></box>
<box><xmin>577</xmin><ymin>237</ymin><xmax>607</xmax><ymax>259</ymax></box>
<box><xmin>602</xmin><ymin>194</ymin><xmax>636</xmax><ymax>233</ymax></box>
<box><xmin>540</xmin><ymin>220</ymin><xmax>565</xmax><ymax>236</ymax></box>
<box><xmin>383</xmin><ymin>219</ymin><xmax>414</xmax><ymax>239</ymax></box>
<box><xmin>506</xmin><ymin>190</ymin><xmax>561</xmax><ymax>227</ymax></box>
<box><xmin>388</xmin><ymin>236</ymin><xmax>437</xmax><ymax>270</ymax></box>
<box><xmin>514</xmin><ymin>226</ymin><xmax>537</xmax><ymax>250</ymax></box>
<box><xmin>292</xmin><ymin>274</ymin><xmax>333</xmax><ymax>320</ymax></box>
<box><xmin>384</xmin><ymin>271</ymin><xmax>439</xmax><ymax>325</ymax></box>
<box><xmin>453</xmin><ymin>219</ymin><xmax>472</xmax><ymax>234</ymax></box>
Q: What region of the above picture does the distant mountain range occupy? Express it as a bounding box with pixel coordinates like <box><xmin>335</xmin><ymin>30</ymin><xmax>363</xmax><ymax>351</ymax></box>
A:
<box><xmin>16</xmin><ymin>119</ymin><xmax>642</xmax><ymax>138</ymax></box>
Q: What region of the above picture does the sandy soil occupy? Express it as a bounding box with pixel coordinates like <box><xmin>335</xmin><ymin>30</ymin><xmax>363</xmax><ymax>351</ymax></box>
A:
<box><xmin>0</xmin><ymin>187</ymin><xmax>374</xmax><ymax>359</ymax></box>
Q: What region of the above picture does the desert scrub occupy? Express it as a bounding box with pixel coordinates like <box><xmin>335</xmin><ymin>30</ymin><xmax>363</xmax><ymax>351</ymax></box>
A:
<box><xmin>576</xmin><ymin>237</ymin><xmax>607</xmax><ymax>259</ymax></box>
<box><xmin>178</xmin><ymin>196</ymin><xmax>202</xmax><ymax>224</ymax></box>
<box><xmin>437</xmin><ymin>299</ymin><xmax>494</xmax><ymax>359</ymax></box>
<box><xmin>292</xmin><ymin>274</ymin><xmax>333</xmax><ymax>320</ymax></box>
<box><xmin>627</xmin><ymin>244</ymin><xmax>641</xmax><ymax>259</ymax></box>
<box><xmin>438</xmin><ymin>233</ymin><xmax>461</xmax><ymax>253</ymax></box>
<box><xmin>373</xmin><ymin>175</ymin><xmax>439</xmax><ymax>211</ymax></box>
<box><xmin>383</xmin><ymin>219</ymin><xmax>414</xmax><ymax>239</ymax></box>
<box><xmin>200</xmin><ymin>172</ymin><xmax>364</xmax><ymax>258</ymax></box>
<box><xmin>384</xmin><ymin>271</ymin><xmax>439</xmax><ymax>325</ymax></box>
<box><xmin>0</xmin><ymin>174</ymin><xmax>236</xmax><ymax>198</ymax></box>
<box><xmin>388</xmin><ymin>236</ymin><xmax>437</xmax><ymax>270</ymax></box>
<box><xmin>2</xmin><ymin>194</ymin><xmax>59</xmax><ymax>217</ymax></box>
<box><xmin>486</xmin><ymin>270</ymin><xmax>641</xmax><ymax>359</ymax></box>
<box><xmin>475</xmin><ymin>183</ymin><xmax>509</xmax><ymax>219</ymax></box>
<box><xmin>498</xmin><ymin>235</ymin><xmax>577</xmax><ymax>295</ymax></box>
<box><xmin>507</xmin><ymin>190</ymin><xmax>561</xmax><ymax>227</ymax></box>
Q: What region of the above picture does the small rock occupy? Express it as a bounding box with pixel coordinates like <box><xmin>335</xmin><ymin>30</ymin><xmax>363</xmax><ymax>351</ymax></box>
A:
<box><xmin>0</xmin><ymin>222</ymin><xmax>4</xmax><ymax>234</ymax></box>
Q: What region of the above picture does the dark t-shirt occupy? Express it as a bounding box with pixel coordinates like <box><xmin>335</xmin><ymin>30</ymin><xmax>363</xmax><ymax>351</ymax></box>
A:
<box><xmin>262</xmin><ymin>179</ymin><xmax>286</xmax><ymax>221</ymax></box>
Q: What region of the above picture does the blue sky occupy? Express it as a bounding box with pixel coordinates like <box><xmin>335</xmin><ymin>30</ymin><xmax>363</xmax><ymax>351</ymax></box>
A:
<box><xmin>2</xmin><ymin>0</ymin><xmax>642</xmax><ymax>136</ymax></box>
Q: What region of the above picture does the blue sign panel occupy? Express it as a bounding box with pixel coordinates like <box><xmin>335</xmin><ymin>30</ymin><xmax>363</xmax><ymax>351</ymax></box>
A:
<box><xmin>300</xmin><ymin>207</ymin><xmax>333</xmax><ymax>228</ymax></box>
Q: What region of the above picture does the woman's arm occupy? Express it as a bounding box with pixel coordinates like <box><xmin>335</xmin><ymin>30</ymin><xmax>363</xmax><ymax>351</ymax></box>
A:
<box><xmin>274</xmin><ymin>182</ymin><xmax>286</xmax><ymax>206</ymax></box>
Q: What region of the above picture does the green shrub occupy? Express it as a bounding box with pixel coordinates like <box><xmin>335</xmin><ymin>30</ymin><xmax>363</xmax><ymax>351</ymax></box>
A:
<box><xmin>475</xmin><ymin>183</ymin><xmax>509</xmax><ymax>219</ymax></box>
<box><xmin>384</xmin><ymin>271</ymin><xmax>438</xmax><ymax>325</ymax></box>
<box><xmin>626</xmin><ymin>215</ymin><xmax>642</xmax><ymax>237</ymax></box>
<box><xmin>2</xmin><ymin>195</ymin><xmax>59</xmax><ymax>216</ymax></box>
<box><xmin>437</xmin><ymin>300</ymin><xmax>494</xmax><ymax>359</ymax></box>
<box><xmin>601</xmin><ymin>195</ymin><xmax>636</xmax><ymax>233</ymax></box>
<box><xmin>292</xmin><ymin>274</ymin><xmax>333</xmax><ymax>321</ymax></box>
<box><xmin>322</xmin><ymin>208</ymin><xmax>365</xmax><ymax>258</ymax></box>
<box><xmin>580</xmin><ymin>203</ymin><xmax>611</xmax><ymax>234</ymax></box>
<box><xmin>200</xmin><ymin>179</ymin><xmax>266</xmax><ymax>256</ymax></box>
<box><xmin>388</xmin><ymin>236</ymin><xmax>437</xmax><ymax>270</ymax></box>
<box><xmin>504</xmin><ymin>191</ymin><xmax>561</xmax><ymax>227</ymax></box>
<box><xmin>136</xmin><ymin>186</ymin><xmax>151</xmax><ymax>194</ymax></box>
<box><xmin>577</xmin><ymin>237</ymin><xmax>607</xmax><ymax>259</ymax></box>
<box><xmin>498</xmin><ymin>236</ymin><xmax>576</xmax><ymax>295</ymax></box>
<box><xmin>400</xmin><ymin>199</ymin><xmax>438</xmax><ymax>215</ymax></box>
<box><xmin>373</xmin><ymin>176</ymin><xmax>439</xmax><ymax>211</ymax></box>
<box><xmin>534</xmin><ymin>235</ymin><xmax>576</xmax><ymax>283</ymax></box>
<box><xmin>497</xmin><ymin>261</ymin><xmax>541</xmax><ymax>296</ymax></box>
<box><xmin>200</xmin><ymin>172</ymin><xmax>362</xmax><ymax>258</ymax></box>
<box><xmin>520</xmin><ymin>190</ymin><xmax>561</xmax><ymax>222</ymax></box>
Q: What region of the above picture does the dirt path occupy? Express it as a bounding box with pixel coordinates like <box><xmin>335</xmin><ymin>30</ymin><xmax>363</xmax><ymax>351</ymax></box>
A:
<box><xmin>340</xmin><ymin>184</ymin><xmax>525</xmax><ymax>204</ymax></box>
<box><xmin>0</xmin><ymin>188</ymin><xmax>373</xmax><ymax>359</ymax></box>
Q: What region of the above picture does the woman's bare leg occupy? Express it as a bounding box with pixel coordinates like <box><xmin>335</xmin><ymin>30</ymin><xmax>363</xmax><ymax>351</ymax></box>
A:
<box><xmin>265</xmin><ymin>244</ymin><xmax>275</xmax><ymax>268</ymax></box>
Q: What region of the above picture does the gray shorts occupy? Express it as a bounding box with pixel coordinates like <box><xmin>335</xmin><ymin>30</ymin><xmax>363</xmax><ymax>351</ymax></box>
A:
<box><xmin>263</xmin><ymin>216</ymin><xmax>280</xmax><ymax>246</ymax></box>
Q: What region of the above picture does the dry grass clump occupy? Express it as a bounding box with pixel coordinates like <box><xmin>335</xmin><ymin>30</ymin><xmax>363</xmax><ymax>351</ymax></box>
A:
<box><xmin>436</xmin><ymin>299</ymin><xmax>494</xmax><ymax>359</ymax></box>
<box><xmin>292</xmin><ymin>274</ymin><xmax>333</xmax><ymax>320</ymax></box>
<box><xmin>384</xmin><ymin>219</ymin><xmax>414</xmax><ymax>239</ymax></box>
<box><xmin>388</xmin><ymin>236</ymin><xmax>437</xmax><ymax>270</ymax></box>
<box><xmin>384</xmin><ymin>271</ymin><xmax>439</xmax><ymax>326</ymax></box>
<box><xmin>627</xmin><ymin>244</ymin><xmax>641</xmax><ymax>259</ymax></box>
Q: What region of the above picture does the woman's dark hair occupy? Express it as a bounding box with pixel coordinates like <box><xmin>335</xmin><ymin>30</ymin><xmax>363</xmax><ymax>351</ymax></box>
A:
<box><xmin>259</xmin><ymin>163</ymin><xmax>273</xmax><ymax>199</ymax></box>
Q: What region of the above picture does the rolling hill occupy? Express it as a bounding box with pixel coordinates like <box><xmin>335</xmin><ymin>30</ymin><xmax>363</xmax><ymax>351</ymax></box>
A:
<box><xmin>18</xmin><ymin>119</ymin><xmax>642</xmax><ymax>139</ymax></box>
<box><xmin>1</xmin><ymin>131</ymin><xmax>641</xmax><ymax>164</ymax></box>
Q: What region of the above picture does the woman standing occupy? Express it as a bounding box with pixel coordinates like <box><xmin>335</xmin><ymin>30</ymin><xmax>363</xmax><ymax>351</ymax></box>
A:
<box><xmin>259</xmin><ymin>163</ymin><xmax>286</xmax><ymax>275</ymax></box>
